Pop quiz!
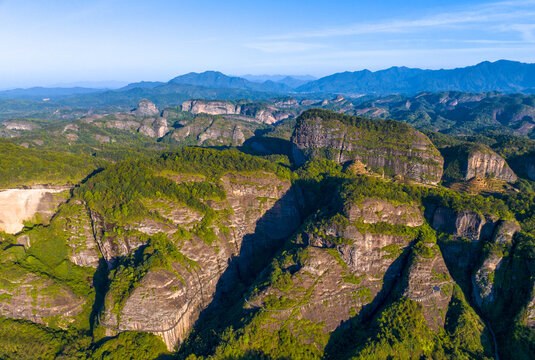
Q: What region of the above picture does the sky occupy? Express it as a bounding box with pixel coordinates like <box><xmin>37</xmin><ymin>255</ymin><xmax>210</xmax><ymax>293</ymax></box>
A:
<box><xmin>0</xmin><ymin>0</ymin><xmax>534</xmax><ymax>88</ymax></box>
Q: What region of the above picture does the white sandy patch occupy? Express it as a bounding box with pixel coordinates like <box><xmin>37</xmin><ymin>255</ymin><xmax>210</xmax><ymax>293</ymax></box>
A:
<box><xmin>0</xmin><ymin>188</ymin><xmax>65</xmax><ymax>234</ymax></box>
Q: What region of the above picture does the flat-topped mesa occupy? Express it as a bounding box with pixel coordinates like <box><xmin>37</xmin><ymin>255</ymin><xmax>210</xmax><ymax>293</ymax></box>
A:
<box><xmin>442</xmin><ymin>143</ymin><xmax>517</xmax><ymax>183</ymax></box>
<box><xmin>182</xmin><ymin>100</ymin><xmax>241</xmax><ymax>115</ymax></box>
<box><xmin>181</xmin><ymin>99</ymin><xmax>291</xmax><ymax>124</ymax></box>
<box><xmin>291</xmin><ymin>109</ymin><xmax>444</xmax><ymax>185</ymax></box>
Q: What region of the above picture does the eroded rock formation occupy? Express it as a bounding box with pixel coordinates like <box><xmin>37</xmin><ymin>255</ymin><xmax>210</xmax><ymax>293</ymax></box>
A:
<box><xmin>291</xmin><ymin>110</ymin><xmax>444</xmax><ymax>185</ymax></box>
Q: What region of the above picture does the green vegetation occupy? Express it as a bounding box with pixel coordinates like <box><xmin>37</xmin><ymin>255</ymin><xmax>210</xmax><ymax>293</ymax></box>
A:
<box><xmin>106</xmin><ymin>233</ymin><xmax>198</xmax><ymax>321</ymax></box>
<box><xmin>0</xmin><ymin>111</ymin><xmax>535</xmax><ymax>360</ymax></box>
<box><xmin>298</xmin><ymin>109</ymin><xmax>414</xmax><ymax>141</ymax></box>
<box><xmin>0</xmin><ymin>140</ymin><xmax>105</xmax><ymax>187</ymax></box>
<box><xmin>341</xmin><ymin>174</ymin><xmax>512</xmax><ymax>219</ymax></box>
<box><xmin>90</xmin><ymin>331</ymin><xmax>168</xmax><ymax>360</ymax></box>
<box><xmin>154</xmin><ymin>147</ymin><xmax>292</xmax><ymax>181</ymax></box>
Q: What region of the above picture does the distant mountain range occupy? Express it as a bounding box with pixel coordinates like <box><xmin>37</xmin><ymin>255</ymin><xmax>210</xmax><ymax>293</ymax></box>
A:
<box><xmin>297</xmin><ymin>60</ymin><xmax>535</xmax><ymax>95</ymax></box>
<box><xmin>1</xmin><ymin>60</ymin><xmax>534</xmax><ymax>107</ymax></box>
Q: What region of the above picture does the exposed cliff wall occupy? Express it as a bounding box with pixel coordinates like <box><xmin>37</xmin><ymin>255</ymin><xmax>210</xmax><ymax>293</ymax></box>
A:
<box><xmin>168</xmin><ymin>116</ymin><xmax>258</xmax><ymax>147</ymax></box>
<box><xmin>181</xmin><ymin>100</ymin><xmax>292</xmax><ymax>124</ymax></box>
<box><xmin>0</xmin><ymin>187</ymin><xmax>70</xmax><ymax>234</ymax></box>
<box><xmin>396</xmin><ymin>243</ymin><xmax>453</xmax><ymax>329</ymax></box>
<box><xmin>442</xmin><ymin>143</ymin><xmax>517</xmax><ymax>183</ymax></box>
<box><xmin>291</xmin><ymin>109</ymin><xmax>444</xmax><ymax>185</ymax></box>
<box><xmin>244</xmin><ymin>191</ymin><xmax>425</xmax><ymax>338</ymax></box>
<box><xmin>100</xmin><ymin>172</ymin><xmax>302</xmax><ymax>350</ymax></box>
<box><xmin>133</xmin><ymin>99</ymin><xmax>161</xmax><ymax>117</ymax></box>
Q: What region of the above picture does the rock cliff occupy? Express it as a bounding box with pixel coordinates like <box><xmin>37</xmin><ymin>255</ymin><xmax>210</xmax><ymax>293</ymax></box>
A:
<box><xmin>133</xmin><ymin>99</ymin><xmax>161</xmax><ymax>117</ymax></box>
<box><xmin>100</xmin><ymin>171</ymin><xmax>302</xmax><ymax>350</ymax></box>
<box><xmin>291</xmin><ymin>109</ymin><xmax>444</xmax><ymax>185</ymax></box>
<box><xmin>0</xmin><ymin>187</ymin><xmax>70</xmax><ymax>234</ymax></box>
<box><xmin>442</xmin><ymin>143</ymin><xmax>517</xmax><ymax>183</ymax></box>
<box><xmin>181</xmin><ymin>100</ymin><xmax>293</xmax><ymax>124</ymax></box>
<box><xmin>244</xmin><ymin>186</ymin><xmax>426</xmax><ymax>338</ymax></box>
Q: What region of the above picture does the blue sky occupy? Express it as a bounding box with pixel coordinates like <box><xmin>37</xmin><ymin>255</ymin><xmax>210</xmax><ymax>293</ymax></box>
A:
<box><xmin>0</xmin><ymin>0</ymin><xmax>534</xmax><ymax>88</ymax></box>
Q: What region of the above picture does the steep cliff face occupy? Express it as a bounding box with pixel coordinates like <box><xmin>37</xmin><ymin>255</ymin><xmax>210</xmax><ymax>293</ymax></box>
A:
<box><xmin>168</xmin><ymin>116</ymin><xmax>259</xmax><ymax>147</ymax></box>
<box><xmin>291</xmin><ymin>109</ymin><xmax>444</xmax><ymax>185</ymax></box>
<box><xmin>138</xmin><ymin>117</ymin><xmax>168</xmax><ymax>138</ymax></box>
<box><xmin>466</xmin><ymin>149</ymin><xmax>517</xmax><ymax>182</ymax></box>
<box><xmin>244</xmin><ymin>190</ymin><xmax>425</xmax><ymax>340</ymax></box>
<box><xmin>397</xmin><ymin>243</ymin><xmax>453</xmax><ymax>329</ymax></box>
<box><xmin>0</xmin><ymin>199</ymin><xmax>95</xmax><ymax>330</ymax></box>
<box><xmin>472</xmin><ymin>221</ymin><xmax>520</xmax><ymax>313</ymax></box>
<box><xmin>0</xmin><ymin>187</ymin><xmax>70</xmax><ymax>234</ymax></box>
<box><xmin>133</xmin><ymin>99</ymin><xmax>160</xmax><ymax>117</ymax></box>
<box><xmin>59</xmin><ymin>200</ymin><xmax>101</xmax><ymax>268</ymax></box>
<box><xmin>181</xmin><ymin>100</ymin><xmax>293</xmax><ymax>124</ymax></box>
<box><xmin>66</xmin><ymin>103</ymin><xmax>170</xmax><ymax>141</ymax></box>
<box><xmin>430</xmin><ymin>207</ymin><xmax>500</xmax><ymax>288</ymax></box>
<box><xmin>182</xmin><ymin>100</ymin><xmax>241</xmax><ymax>116</ymax></box>
<box><xmin>431</xmin><ymin>207</ymin><xmax>491</xmax><ymax>242</ymax></box>
<box><xmin>100</xmin><ymin>171</ymin><xmax>302</xmax><ymax>350</ymax></box>
<box><xmin>344</xmin><ymin>198</ymin><xmax>424</xmax><ymax>227</ymax></box>
<box><xmin>0</xmin><ymin>269</ymin><xmax>85</xmax><ymax>327</ymax></box>
<box><xmin>442</xmin><ymin>143</ymin><xmax>517</xmax><ymax>183</ymax></box>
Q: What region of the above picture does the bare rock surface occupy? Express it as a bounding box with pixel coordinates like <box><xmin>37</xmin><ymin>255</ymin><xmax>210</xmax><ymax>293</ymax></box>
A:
<box><xmin>101</xmin><ymin>172</ymin><xmax>302</xmax><ymax>350</ymax></box>
<box><xmin>399</xmin><ymin>245</ymin><xmax>453</xmax><ymax>329</ymax></box>
<box><xmin>291</xmin><ymin>111</ymin><xmax>444</xmax><ymax>185</ymax></box>
<box><xmin>345</xmin><ymin>198</ymin><xmax>424</xmax><ymax>227</ymax></box>
<box><xmin>133</xmin><ymin>99</ymin><xmax>160</xmax><ymax>117</ymax></box>
<box><xmin>0</xmin><ymin>187</ymin><xmax>70</xmax><ymax>234</ymax></box>
<box><xmin>466</xmin><ymin>149</ymin><xmax>517</xmax><ymax>182</ymax></box>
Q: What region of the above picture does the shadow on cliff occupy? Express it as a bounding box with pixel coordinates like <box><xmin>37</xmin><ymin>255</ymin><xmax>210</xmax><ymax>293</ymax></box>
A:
<box><xmin>238</xmin><ymin>129</ymin><xmax>293</xmax><ymax>159</ymax></box>
<box><xmin>175</xmin><ymin>185</ymin><xmax>304</xmax><ymax>358</ymax></box>
<box><xmin>322</xmin><ymin>243</ymin><xmax>415</xmax><ymax>360</ymax></box>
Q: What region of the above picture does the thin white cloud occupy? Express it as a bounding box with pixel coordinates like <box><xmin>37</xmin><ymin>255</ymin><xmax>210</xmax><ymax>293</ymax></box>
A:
<box><xmin>266</xmin><ymin>0</ymin><xmax>535</xmax><ymax>40</ymax></box>
<box><xmin>509</xmin><ymin>24</ymin><xmax>535</xmax><ymax>41</ymax></box>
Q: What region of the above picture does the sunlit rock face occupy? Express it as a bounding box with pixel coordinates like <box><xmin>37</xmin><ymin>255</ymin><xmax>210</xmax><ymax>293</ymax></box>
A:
<box><xmin>0</xmin><ymin>187</ymin><xmax>69</xmax><ymax>234</ymax></box>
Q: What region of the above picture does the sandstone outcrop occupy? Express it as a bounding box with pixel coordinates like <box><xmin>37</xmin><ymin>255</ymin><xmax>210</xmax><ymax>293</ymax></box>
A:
<box><xmin>100</xmin><ymin>172</ymin><xmax>302</xmax><ymax>350</ymax></box>
<box><xmin>133</xmin><ymin>99</ymin><xmax>160</xmax><ymax>117</ymax></box>
<box><xmin>344</xmin><ymin>198</ymin><xmax>424</xmax><ymax>227</ymax></box>
<box><xmin>0</xmin><ymin>187</ymin><xmax>70</xmax><ymax>234</ymax></box>
<box><xmin>0</xmin><ymin>270</ymin><xmax>84</xmax><ymax>327</ymax></box>
<box><xmin>466</xmin><ymin>149</ymin><xmax>517</xmax><ymax>182</ymax></box>
<box><xmin>181</xmin><ymin>100</ymin><xmax>293</xmax><ymax>124</ymax></box>
<box><xmin>443</xmin><ymin>144</ymin><xmax>517</xmax><ymax>183</ymax></box>
<box><xmin>246</xmin><ymin>193</ymin><xmax>424</xmax><ymax>336</ymax></box>
<box><xmin>291</xmin><ymin>109</ymin><xmax>444</xmax><ymax>185</ymax></box>
<box><xmin>397</xmin><ymin>244</ymin><xmax>453</xmax><ymax>329</ymax></box>
<box><xmin>472</xmin><ymin>220</ymin><xmax>520</xmax><ymax>310</ymax></box>
<box><xmin>182</xmin><ymin>100</ymin><xmax>241</xmax><ymax>115</ymax></box>
<box><xmin>138</xmin><ymin>117</ymin><xmax>168</xmax><ymax>138</ymax></box>
<box><xmin>2</xmin><ymin>120</ymin><xmax>39</xmax><ymax>131</ymax></box>
<box><xmin>169</xmin><ymin>117</ymin><xmax>256</xmax><ymax>146</ymax></box>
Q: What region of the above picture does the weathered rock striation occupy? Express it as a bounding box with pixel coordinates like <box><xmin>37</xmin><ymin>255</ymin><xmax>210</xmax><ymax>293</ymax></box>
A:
<box><xmin>246</xmin><ymin>190</ymin><xmax>425</xmax><ymax>335</ymax></box>
<box><xmin>100</xmin><ymin>172</ymin><xmax>302</xmax><ymax>350</ymax></box>
<box><xmin>291</xmin><ymin>109</ymin><xmax>444</xmax><ymax>185</ymax></box>
<box><xmin>181</xmin><ymin>100</ymin><xmax>293</xmax><ymax>124</ymax></box>
<box><xmin>442</xmin><ymin>143</ymin><xmax>517</xmax><ymax>183</ymax></box>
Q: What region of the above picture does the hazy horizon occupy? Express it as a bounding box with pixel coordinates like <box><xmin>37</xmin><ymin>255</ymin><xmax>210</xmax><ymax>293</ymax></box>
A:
<box><xmin>1</xmin><ymin>0</ymin><xmax>534</xmax><ymax>88</ymax></box>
